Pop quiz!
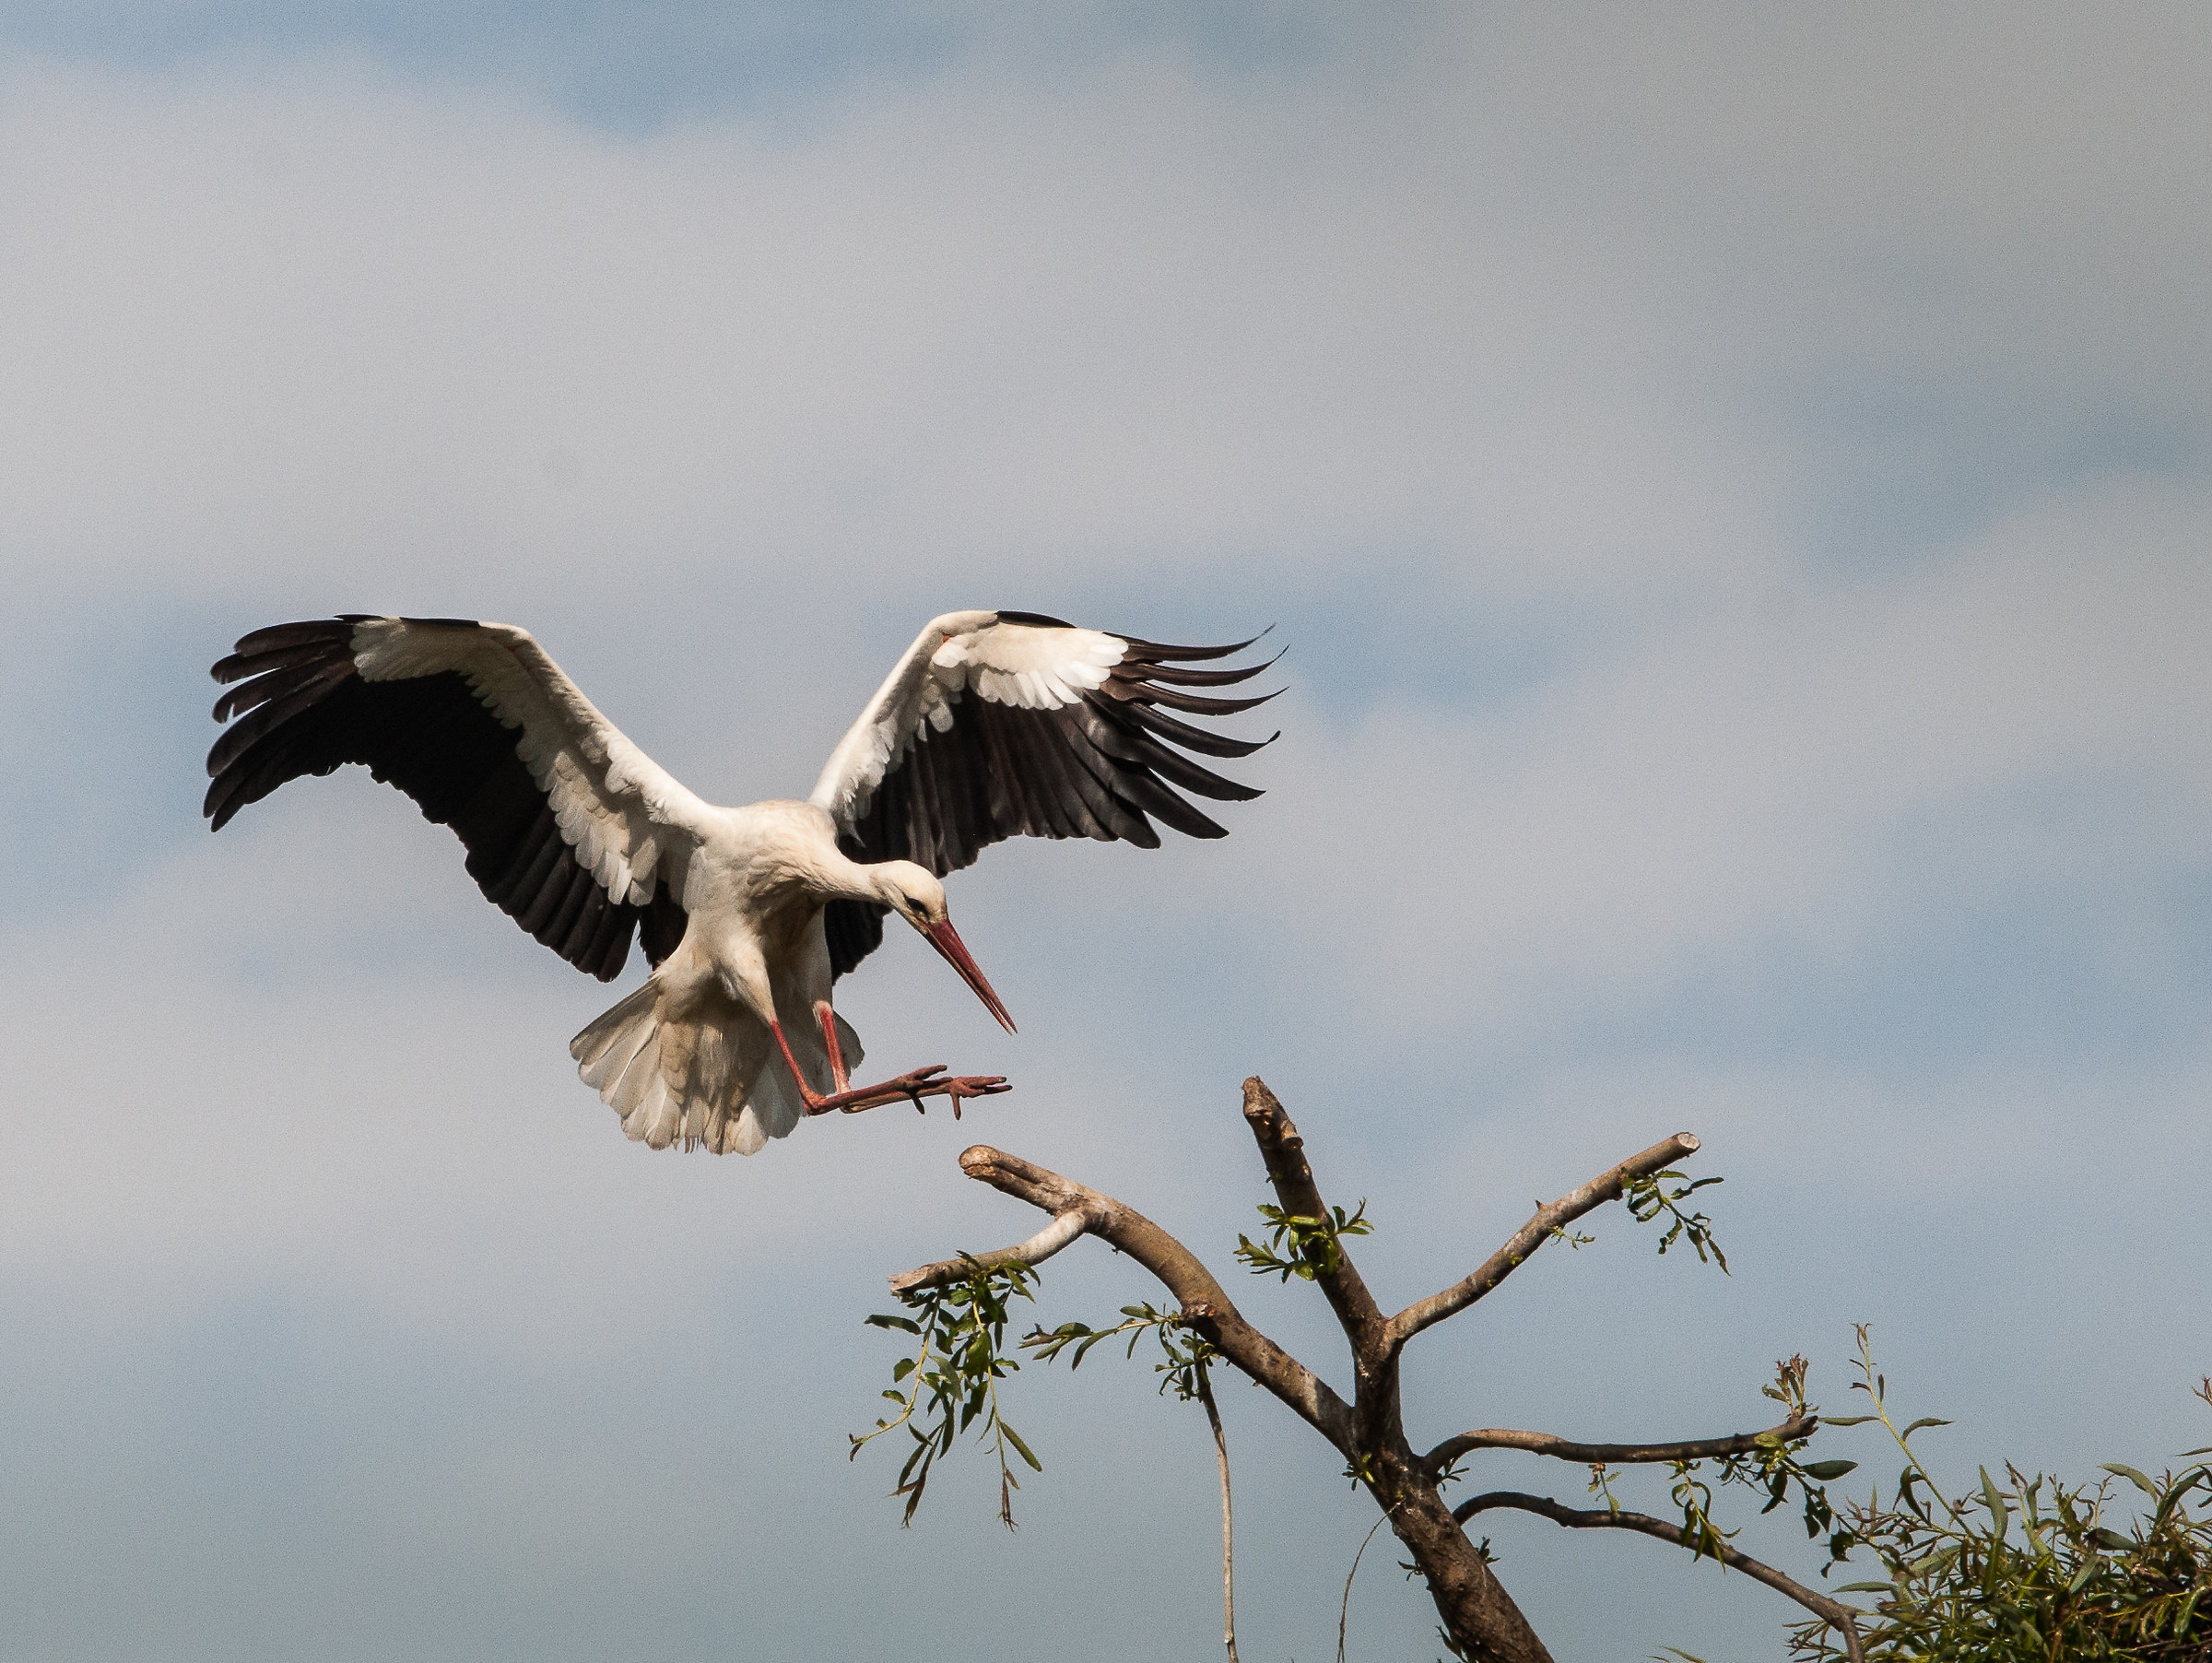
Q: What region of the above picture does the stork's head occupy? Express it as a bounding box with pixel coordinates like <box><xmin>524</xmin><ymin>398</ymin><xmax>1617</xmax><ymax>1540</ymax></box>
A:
<box><xmin>872</xmin><ymin>861</ymin><xmax>949</xmax><ymax>927</ymax></box>
<box><xmin>869</xmin><ymin>861</ymin><xmax>1017</xmax><ymax>1034</ymax></box>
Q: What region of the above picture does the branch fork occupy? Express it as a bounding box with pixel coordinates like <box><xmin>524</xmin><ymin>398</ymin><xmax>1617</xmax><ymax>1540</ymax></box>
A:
<box><xmin>884</xmin><ymin>1079</ymin><xmax>1860</xmax><ymax>1663</ymax></box>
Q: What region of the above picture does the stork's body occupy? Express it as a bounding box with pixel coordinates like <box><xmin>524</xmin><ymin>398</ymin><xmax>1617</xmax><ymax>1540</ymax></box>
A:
<box><xmin>203</xmin><ymin>609</ymin><xmax>1274</xmax><ymax>1154</ymax></box>
<box><xmin>675</xmin><ymin>797</ymin><xmax>865</xmax><ymax>1047</ymax></box>
<box><xmin>585</xmin><ymin>797</ymin><xmax>1008</xmax><ymax>1151</ymax></box>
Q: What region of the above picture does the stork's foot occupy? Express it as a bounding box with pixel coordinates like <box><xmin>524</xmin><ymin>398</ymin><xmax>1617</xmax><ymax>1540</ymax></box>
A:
<box><xmin>798</xmin><ymin>1065</ymin><xmax>1011</xmax><ymax>1119</ymax></box>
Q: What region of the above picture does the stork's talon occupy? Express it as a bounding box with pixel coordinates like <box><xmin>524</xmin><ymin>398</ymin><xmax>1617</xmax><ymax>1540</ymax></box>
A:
<box><xmin>938</xmin><ymin>1073</ymin><xmax>1009</xmax><ymax>1119</ymax></box>
<box><xmin>858</xmin><ymin>1065</ymin><xmax>1009</xmax><ymax>1116</ymax></box>
<box><xmin>788</xmin><ymin>1055</ymin><xmax>1010</xmax><ymax>1118</ymax></box>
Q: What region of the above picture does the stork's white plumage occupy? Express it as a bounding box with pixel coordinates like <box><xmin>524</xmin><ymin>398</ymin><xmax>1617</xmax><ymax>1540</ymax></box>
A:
<box><xmin>205</xmin><ymin>610</ymin><xmax>1277</xmax><ymax>1154</ymax></box>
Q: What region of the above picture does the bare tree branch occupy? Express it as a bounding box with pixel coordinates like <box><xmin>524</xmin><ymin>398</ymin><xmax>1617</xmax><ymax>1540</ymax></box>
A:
<box><xmin>1241</xmin><ymin>1078</ymin><xmax>1387</xmax><ymax>1348</ymax></box>
<box><xmin>1387</xmin><ymin>1133</ymin><xmax>1702</xmax><ymax>1351</ymax></box>
<box><xmin>895</xmin><ymin>1144</ymin><xmax>1359</xmax><ymax>1451</ymax></box>
<box><xmin>1424</xmin><ymin>1411</ymin><xmax>1818</xmax><ymax>1474</ymax></box>
<box><xmin>889</xmin><ymin>1208</ymin><xmax>1094</xmax><ymax>1294</ymax></box>
<box><xmin>1452</xmin><ymin>1491</ymin><xmax>1865</xmax><ymax>1663</ymax></box>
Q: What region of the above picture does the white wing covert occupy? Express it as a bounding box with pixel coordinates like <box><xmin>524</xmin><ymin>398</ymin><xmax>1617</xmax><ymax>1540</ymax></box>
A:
<box><xmin>206</xmin><ymin>616</ymin><xmax>711</xmax><ymax>981</ymax></box>
<box><xmin>808</xmin><ymin>608</ymin><xmax>1277</xmax><ymax>976</ymax></box>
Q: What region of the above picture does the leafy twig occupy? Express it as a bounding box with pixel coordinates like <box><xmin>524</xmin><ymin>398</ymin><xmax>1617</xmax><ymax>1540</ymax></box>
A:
<box><xmin>1235</xmin><ymin>1198</ymin><xmax>1373</xmax><ymax>1283</ymax></box>
<box><xmin>1782</xmin><ymin>1328</ymin><xmax>2212</xmax><ymax>1660</ymax></box>
<box><xmin>1624</xmin><ymin>1169</ymin><xmax>1728</xmax><ymax>1272</ymax></box>
<box><xmin>852</xmin><ymin>1256</ymin><xmax>1044</xmax><ymax>1527</ymax></box>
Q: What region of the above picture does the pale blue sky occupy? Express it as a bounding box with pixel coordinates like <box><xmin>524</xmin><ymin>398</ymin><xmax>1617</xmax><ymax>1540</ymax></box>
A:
<box><xmin>0</xmin><ymin>0</ymin><xmax>1338</xmax><ymax>126</ymax></box>
<box><xmin>2</xmin><ymin>6</ymin><xmax>2209</xmax><ymax>1660</ymax></box>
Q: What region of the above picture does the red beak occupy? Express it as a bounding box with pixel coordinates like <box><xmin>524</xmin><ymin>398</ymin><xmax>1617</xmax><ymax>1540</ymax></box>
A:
<box><xmin>924</xmin><ymin>920</ymin><xmax>1017</xmax><ymax>1034</ymax></box>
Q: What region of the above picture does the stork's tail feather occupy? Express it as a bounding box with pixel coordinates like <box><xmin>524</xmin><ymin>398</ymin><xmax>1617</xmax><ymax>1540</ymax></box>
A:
<box><xmin>572</xmin><ymin>982</ymin><xmax>659</xmax><ymax>1088</ymax></box>
<box><xmin>570</xmin><ymin>978</ymin><xmax>837</xmax><ymax>1156</ymax></box>
<box><xmin>571</xmin><ymin>982</ymin><xmax>677</xmax><ymax>1144</ymax></box>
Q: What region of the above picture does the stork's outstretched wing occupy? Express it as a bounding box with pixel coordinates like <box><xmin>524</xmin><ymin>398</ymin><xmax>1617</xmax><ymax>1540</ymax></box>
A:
<box><xmin>205</xmin><ymin>616</ymin><xmax>708</xmax><ymax>981</ymax></box>
<box><xmin>808</xmin><ymin>609</ymin><xmax>1277</xmax><ymax>976</ymax></box>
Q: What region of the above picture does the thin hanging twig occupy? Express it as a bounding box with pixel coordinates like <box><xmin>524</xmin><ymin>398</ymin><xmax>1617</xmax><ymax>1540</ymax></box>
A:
<box><xmin>1195</xmin><ymin>1363</ymin><xmax>1240</xmax><ymax>1662</ymax></box>
<box><xmin>1338</xmin><ymin>1502</ymin><xmax>1404</xmax><ymax>1663</ymax></box>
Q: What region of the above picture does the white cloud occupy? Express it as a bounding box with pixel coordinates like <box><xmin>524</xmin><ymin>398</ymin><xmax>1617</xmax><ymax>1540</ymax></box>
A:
<box><xmin>1190</xmin><ymin>478</ymin><xmax>2212</xmax><ymax>1043</ymax></box>
<box><xmin>0</xmin><ymin>43</ymin><xmax>1779</xmax><ymax>611</ymax></box>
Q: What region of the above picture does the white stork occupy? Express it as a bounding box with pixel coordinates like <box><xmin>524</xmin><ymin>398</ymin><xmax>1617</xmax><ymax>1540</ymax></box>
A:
<box><xmin>204</xmin><ymin>611</ymin><xmax>1276</xmax><ymax>1155</ymax></box>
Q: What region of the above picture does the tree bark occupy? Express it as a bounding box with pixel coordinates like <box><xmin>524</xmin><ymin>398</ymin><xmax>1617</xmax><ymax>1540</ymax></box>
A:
<box><xmin>1369</xmin><ymin>1443</ymin><xmax>1555</xmax><ymax>1662</ymax></box>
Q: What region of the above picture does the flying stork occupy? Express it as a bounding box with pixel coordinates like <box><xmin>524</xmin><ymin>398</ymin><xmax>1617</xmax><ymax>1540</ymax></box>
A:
<box><xmin>204</xmin><ymin>611</ymin><xmax>1276</xmax><ymax>1155</ymax></box>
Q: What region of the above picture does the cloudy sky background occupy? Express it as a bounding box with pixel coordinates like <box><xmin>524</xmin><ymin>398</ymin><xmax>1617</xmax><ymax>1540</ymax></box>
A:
<box><xmin>3</xmin><ymin>5</ymin><xmax>2209</xmax><ymax>1658</ymax></box>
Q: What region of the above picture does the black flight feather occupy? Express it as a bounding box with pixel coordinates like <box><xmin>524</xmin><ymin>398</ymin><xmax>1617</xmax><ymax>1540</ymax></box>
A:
<box><xmin>830</xmin><ymin>617</ymin><xmax>1274</xmax><ymax>977</ymax></box>
<box><xmin>204</xmin><ymin>616</ymin><xmax>690</xmax><ymax>982</ymax></box>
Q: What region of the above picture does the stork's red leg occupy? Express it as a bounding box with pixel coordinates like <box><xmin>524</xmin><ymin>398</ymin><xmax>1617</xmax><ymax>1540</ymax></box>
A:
<box><xmin>770</xmin><ymin>1020</ymin><xmax>1008</xmax><ymax>1118</ymax></box>
<box><xmin>816</xmin><ymin>1002</ymin><xmax>852</xmax><ymax>1093</ymax></box>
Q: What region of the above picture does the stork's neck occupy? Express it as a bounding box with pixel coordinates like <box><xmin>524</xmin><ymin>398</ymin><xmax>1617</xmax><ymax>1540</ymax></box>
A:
<box><xmin>766</xmin><ymin>801</ymin><xmax>935</xmax><ymax>912</ymax></box>
<box><xmin>815</xmin><ymin>847</ymin><xmax>888</xmax><ymax>905</ymax></box>
<box><xmin>802</xmin><ymin>837</ymin><xmax>910</xmax><ymax>909</ymax></box>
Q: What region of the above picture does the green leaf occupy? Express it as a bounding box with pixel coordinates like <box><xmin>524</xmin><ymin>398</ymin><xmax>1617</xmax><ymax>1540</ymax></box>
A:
<box><xmin>1800</xmin><ymin>1460</ymin><xmax>1859</xmax><ymax>1481</ymax></box>
<box><xmin>865</xmin><ymin>1314</ymin><xmax>922</xmax><ymax>1333</ymax></box>
<box><xmin>1820</xmin><ymin>1414</ymin><xmax>1879</xmax><ymax>1427</ymax></box>
<box><xmin>1981</xmin><ymin>1467</ymin><xmax>2010</xmax><ymax>1543</ymax></box>
<box><xmin>2100</xmin><ymin>1462</ymin><xmax>2159</xmax><ymax>1498</ymax></box>
<box><xmin>2152</xmin><ymin>1475</ymin><xmax>2203</xmax><ymax>1528</ymax></box>
<box><xmin>1900</xmin><ymin>1417</ymin><xmax>1953</xmax><ymax>1437</ymax></box>
<box><xmin>1834</xmin><ymin>1581</ymin><xmax>1894</xmax><ymax>1593</ymax></box>
<box><xmin>2175</xmin><ymin>1586</ymin><xmax>2204</xmax><ymax>1634</ymax></box>
<box><xmin>1002</xmin><ymin>1423</ymin><xmax>1044</xmax><ymax>1472</ymax></box>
